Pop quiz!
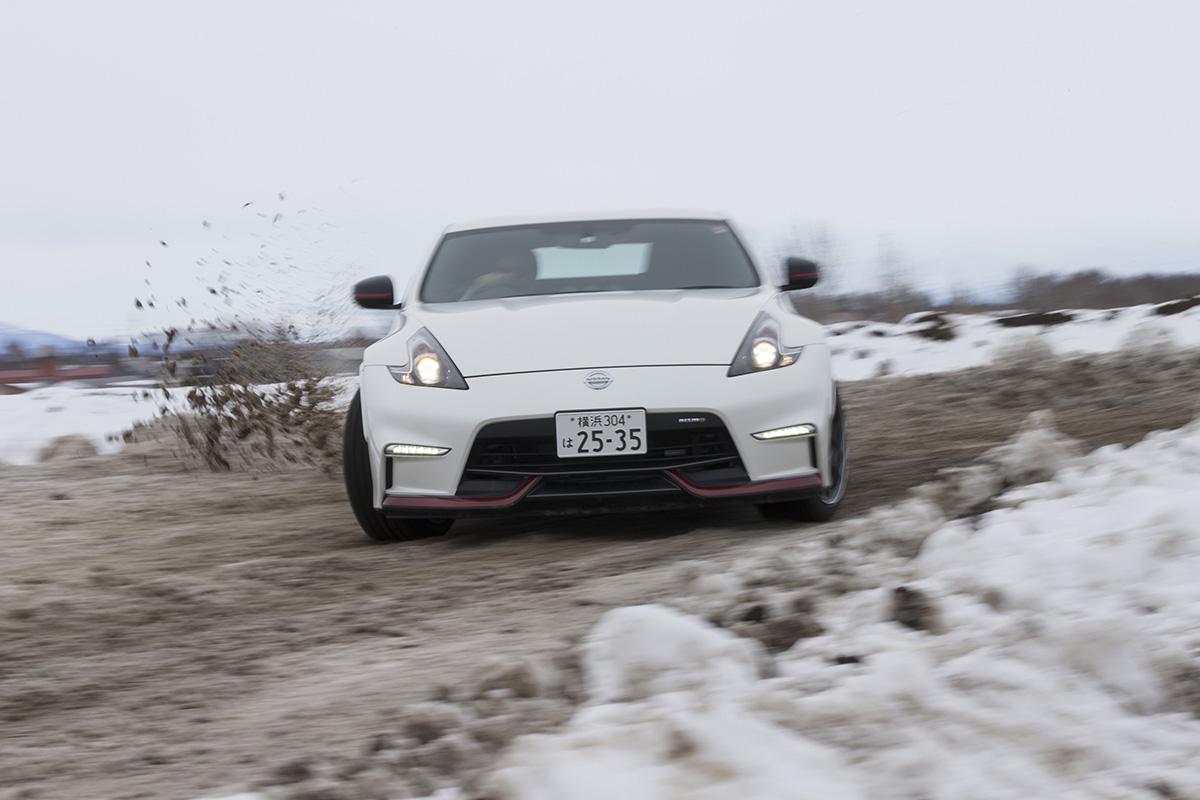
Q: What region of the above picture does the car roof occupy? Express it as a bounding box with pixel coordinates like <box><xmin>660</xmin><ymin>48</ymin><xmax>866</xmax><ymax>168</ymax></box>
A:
<box><xmin>443</xmin><ymin>209</ymin><xmax>730</xmax><ymax>233</ymax></box>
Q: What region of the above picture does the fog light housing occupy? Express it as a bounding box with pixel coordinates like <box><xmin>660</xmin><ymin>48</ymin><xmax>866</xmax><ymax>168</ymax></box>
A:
<box><xmin>385</xmin><ymin>443</ymin><xmax>451</xmax><ymax>457</ymax></box>
<box><xmin>752</xmin><ymin>423</ymin><xmax>816</xmax><ymax>441</ymax></box>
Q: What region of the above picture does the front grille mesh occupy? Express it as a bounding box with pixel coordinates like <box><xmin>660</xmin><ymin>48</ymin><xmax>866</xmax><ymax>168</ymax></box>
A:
<box><xmin>463</xmin><ymin>414</ymin><xmax>740</xmax><ymax>475</ymax></box>
<box><xmin>458</xmin><ymin>413</ymin><xmax>749</xmax><ymax>497</ymax></box>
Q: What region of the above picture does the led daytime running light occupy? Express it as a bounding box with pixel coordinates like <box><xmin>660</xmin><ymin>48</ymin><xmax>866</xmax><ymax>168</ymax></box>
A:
<box><xmin>385</xmin><ymin>443</ymin><xmax>451</xmax><ymax>457</ymax></box>
<box><xmin>752</xmin><ymin>423</ymin><xmax>816</xmax><ymax>441</ymax></box>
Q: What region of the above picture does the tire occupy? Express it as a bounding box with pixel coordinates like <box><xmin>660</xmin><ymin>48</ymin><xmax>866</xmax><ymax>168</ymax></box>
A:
<box><xmin>757</xmin><ymin>390</ymin><xmax>848</xmax><ymax>523</ymax></box>
<box><xmin>343</xmin><ymin>391</ymin><xmax>453</xmax><ymax>542</ymax></box>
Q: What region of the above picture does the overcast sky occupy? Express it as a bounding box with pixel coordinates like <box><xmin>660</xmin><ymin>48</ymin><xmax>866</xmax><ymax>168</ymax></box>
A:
<box><xmin>2</xmin><ymin>0</ymin><xmax>1198</xmax><ymax>339</ymax></box>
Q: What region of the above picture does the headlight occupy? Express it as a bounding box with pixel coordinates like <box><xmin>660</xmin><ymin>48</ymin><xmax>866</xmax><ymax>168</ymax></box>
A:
<box><xmin>728</xmin><ymin>312</ymin><xmax>803</xmax><ymax>377</ymax></box>
<box><xmin>751</xmin><ymin>340</ymin><xmax>779</xmax><ymax>370</ymax></box>
<box><xmin>387</xmin><ymin>327</ymin><xmax>468</xmax><ymax>389</ymax></box>
<box><xmin>414</xmin><ymin>354</ymin><xmax>444</xmax><ymax>385</ymax></box>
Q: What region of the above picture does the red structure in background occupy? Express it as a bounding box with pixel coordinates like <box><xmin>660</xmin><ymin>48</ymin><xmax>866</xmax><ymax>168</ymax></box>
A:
<box><xmin>0</xmin><ymin>355</ymin><xmax>114</xmax><ymax>384</ymax></box>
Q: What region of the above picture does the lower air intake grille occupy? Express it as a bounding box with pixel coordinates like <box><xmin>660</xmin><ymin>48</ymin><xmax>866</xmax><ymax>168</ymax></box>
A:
<box><xmin>462</xmin><ymin>413</ymin><xmax>742</xmax><ymax>477</ymax></box>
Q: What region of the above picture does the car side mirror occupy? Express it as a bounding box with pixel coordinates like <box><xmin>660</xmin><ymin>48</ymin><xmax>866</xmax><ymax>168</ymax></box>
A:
<box><xmin>353</xmin><ymin>275</ymin><xmax>401</xmax><ymax>309</ymax></box>
<box><xmin>782</xmin><ymin>257</ymin><xmax>820</xmax><ymax>291</ymax></box>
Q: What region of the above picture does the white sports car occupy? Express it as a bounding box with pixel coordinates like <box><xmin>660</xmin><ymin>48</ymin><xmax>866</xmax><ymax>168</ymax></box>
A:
<box><xmin>343</xmin><ymin>212</ymin><xmax>847</xmax><ymax>542</ymax></box>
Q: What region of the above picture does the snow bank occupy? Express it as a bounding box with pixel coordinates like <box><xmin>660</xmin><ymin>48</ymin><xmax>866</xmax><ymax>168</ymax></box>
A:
<box><xmin>828</xmin><ymin>301</ymin><xmax>1200</xmax><ymax>381</ymax></box>
<box><xmin>584</xmin><ymin>605</ymin><xmax>765</xmax><ymax>703</ymax></box>
<box><xmin>0</xmin><ymin>384</ymin><xmax>171</xmax><ymax>465</ymax></box>
<box><xmin>486</xmin><ymin>419</ymin><xmax>1200</xmax><ymax>799</ymax></box>
<box><xmin>488</xmin><ymin>699</ymin><xmax>862</xmax><ymax>800</ymax></box>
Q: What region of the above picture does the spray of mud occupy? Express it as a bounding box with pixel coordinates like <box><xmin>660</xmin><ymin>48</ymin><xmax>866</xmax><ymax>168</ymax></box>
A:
<box><xmin>115</xmin><ymin>193</ymin><xmax>373</xmax><ymax>472</ymax></box>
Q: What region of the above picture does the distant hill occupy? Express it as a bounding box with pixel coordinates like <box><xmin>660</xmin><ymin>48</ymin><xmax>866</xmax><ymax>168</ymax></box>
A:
<box><xmin>0</xmin><ymin>322</ymin><xmax>91</xmax><ymax>356</ymax></box>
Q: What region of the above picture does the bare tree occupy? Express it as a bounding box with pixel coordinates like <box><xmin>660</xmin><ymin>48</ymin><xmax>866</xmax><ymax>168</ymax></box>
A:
<box><xmin>875</xmin><ymin>233</ymin><xmax>913</xmax><ymax>301</ymax></box>
<box><xmin>1006</xmin><ymin>267</ymin><xmax>1200</xmax><ymax>310</ymax></box>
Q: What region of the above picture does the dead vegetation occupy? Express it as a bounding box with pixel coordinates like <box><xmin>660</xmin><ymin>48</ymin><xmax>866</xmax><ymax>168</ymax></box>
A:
<box><xmin>168</xmin><ymin>328</ymin><xmax>344</xmax><ymax>472</ymax></box>
<box><xmin>1008</xmin><ymin>269</ymin><xmax>1200</xmax><ymax>311</ymax></box>
<box><xmin>994</xmin><ymin>310</ymin><xmax>1075</xmax><ymax>328</ymax></box>
<box><xmin>1155</xmin><ymin>296</ymin><xmax>1200</xmax><ymax>316</ymax></box>
<box><xmin>909</xmin><ymin>312</ymin><xmax>956</xmax><ymax>341</ymax></box>
<box><xmin>791</xmin><ymin>269</ymin><xmax>1200</xmax><ymax>325</ymax></box>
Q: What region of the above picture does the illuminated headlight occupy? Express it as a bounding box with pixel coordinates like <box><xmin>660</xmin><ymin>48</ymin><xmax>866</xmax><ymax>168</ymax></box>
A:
<box><xmin>387</xmin><ymin>327</ymin><xmax>468</xmax><ymax>389</ymax></box>
<box><xmin>751</xmin><ymin>340</ymin><xmax>779</xmax><ymax>370</ymax></box>
<box><xmin>413</xmin><ymin>353</ymin><xmax>444</xmax><ymax>385</ymax></box>
<box><xmin>752</xmin><ymin>423</ymin><xmax>816</xmax><ymax>441</ymax></box>
<box><xmin>385</xmin><ymin>443</ymin><xmax>451</xmax><ymax>457</ymax></box>
<box><xmin>728</xmin><ymin>313</ymin><xmax>803</xmax><ymax>376</ymax></box>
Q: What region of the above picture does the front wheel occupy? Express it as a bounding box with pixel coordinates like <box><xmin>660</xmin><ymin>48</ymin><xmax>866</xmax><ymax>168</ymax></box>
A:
<box><xmin>757</xmin><ymin>392</ymin><xmax>848</xmax><ymax>523</ymax></box>
<box><xmin>343</xmin><ymin>391</ymin><xmax>453</xmax><ymax>543</ymax></box>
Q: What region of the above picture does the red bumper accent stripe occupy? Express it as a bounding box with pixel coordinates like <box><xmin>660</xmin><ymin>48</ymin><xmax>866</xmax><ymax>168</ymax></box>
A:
<box><xmin>664</xmin><ymin>470</ymin><xmax>822</xmax><ymax>499</ymax></box>
<box><xmin>382</xmin><ymin>478</ymin><xmax>541</xmax><ymax>510</ymax></box>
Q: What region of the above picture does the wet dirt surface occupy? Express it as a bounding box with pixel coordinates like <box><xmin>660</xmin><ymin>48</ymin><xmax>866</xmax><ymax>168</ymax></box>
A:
<box><xmin>2</xmin><ymin>353</ymin><xmax>1199</xmax><ymax>799</ymax></box>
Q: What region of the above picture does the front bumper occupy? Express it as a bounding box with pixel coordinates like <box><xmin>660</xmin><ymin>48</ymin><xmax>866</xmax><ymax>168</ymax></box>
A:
<box><xmin>379</xmin><ymin>472</ymin><xmax>823</xmax><ymax>518</ymax></box>
<box><xmin>359</xmin><ymin>349</ymin><xmax>834</xmax><ymax>515</ymax></box>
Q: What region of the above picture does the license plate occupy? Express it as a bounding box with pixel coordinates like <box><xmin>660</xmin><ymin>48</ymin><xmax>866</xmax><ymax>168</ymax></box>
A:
<box><xmin>555</xmin><ymin>409</ymin><xmax>647</xmax><ymax>458</ymax></box>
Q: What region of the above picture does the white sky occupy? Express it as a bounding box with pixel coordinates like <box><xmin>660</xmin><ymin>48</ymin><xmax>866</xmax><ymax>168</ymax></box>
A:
<box><xmin>2</xmin><ymin>0</ymin><xmax>1199</xmax><ymax>339</ymax></box>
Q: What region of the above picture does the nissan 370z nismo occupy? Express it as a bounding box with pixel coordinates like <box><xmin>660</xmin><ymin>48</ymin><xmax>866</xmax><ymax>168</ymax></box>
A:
<box><xmin>342</xmin><ymin>212</ymin><xmax>848</xmax><ymax>542</ymax></box>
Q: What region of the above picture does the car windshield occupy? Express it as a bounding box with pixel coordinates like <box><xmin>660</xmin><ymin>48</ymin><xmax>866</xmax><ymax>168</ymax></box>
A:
<box><xmin>419</xmin><ymin>219</ymin><xmax>760</xmax><ymax>303</ymax></box>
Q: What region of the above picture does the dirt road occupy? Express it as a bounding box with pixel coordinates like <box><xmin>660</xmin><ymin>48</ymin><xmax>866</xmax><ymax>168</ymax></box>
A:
<box><xmin>2</xmin><ymin>351</ymin><xmax>1198</xmax><ymax>799</ymax></box>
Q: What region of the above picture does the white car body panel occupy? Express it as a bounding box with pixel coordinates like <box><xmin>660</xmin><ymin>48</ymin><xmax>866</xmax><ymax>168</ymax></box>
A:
<box><xmin>367</xmin><ymin>290</ymin><xmax>822</xmax><ymax>377</ymax></box>
<box><xmin>361</xmin><ymin>349</ymin><xmax>834</xmax><ymax>504</ymax></box>
<box><xmin>358</xmin><ymin>213</ymin><xmax>837</xmax><ymax>510</ymax></box>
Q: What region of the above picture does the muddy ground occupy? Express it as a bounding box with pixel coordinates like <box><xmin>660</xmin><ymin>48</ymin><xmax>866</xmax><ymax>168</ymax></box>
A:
<box><xmin>2</xmin><ymin>350</ymin><xmax>1199</xmax><ymax>800</ymax></box>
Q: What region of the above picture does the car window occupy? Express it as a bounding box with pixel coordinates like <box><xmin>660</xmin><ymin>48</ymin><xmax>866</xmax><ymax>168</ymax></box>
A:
<box><xmin>419</xmin><ymin>219</ymin><xmax>759</xmax><ymax>303</ymax></box>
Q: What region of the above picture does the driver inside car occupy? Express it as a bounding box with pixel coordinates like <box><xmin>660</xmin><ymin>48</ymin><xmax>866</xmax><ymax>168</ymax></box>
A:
<box><xmin>460</xmin><ymin>249</ymin><xmax>538</xmax><ymax>301</ymax></box>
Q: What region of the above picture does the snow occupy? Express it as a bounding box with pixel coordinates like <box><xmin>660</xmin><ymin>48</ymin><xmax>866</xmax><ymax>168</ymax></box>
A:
<box><xmin>0</xmin><ymin>384</ymin><xmax>176</xmax><ymax>465</ymax></box>
<box><xmin>827</xmin><ymin>302</ymin><xmax>1200</xmax><ymax>381</ymax></box>
<box><xmin>486</xmin><ymin>419</ymin><xmax>1200</xmax><ymax>799</ymax></box>
<box><xmin>584</xmin><ymin>605</ymin><xmax>765</xmax><ymax>703</ymax></box>
<box><xmin>975</xmin><ymin>408</ymin><xmax>1081</xmax><ymax>485</ymax></box>
<box><xmin>0</xmin><ymin>377</ymin><xmax>357</xmax><ymax>465</ymax></box>
<box><xmin>489</xmin><ymin>698</ymin><xmax>863</xmax><ymax>800</ymax></box>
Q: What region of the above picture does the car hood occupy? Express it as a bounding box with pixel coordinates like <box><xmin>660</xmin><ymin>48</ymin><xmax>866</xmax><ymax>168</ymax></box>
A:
<box><xmin>372</xmin><ymin>289</ymin><xmax>774</xmax><ymax>376</ymax></box>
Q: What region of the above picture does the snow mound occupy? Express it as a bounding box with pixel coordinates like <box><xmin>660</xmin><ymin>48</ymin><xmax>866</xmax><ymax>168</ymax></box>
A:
<box><xmin>829</xmin><ymin>300</ymin><xmax>1200</xmax><ymax>381</ymax></box>
<box><xmin>584</xmin><ymin>605</ymin><xmax>765</xmax><ymax>703</ymax></box>
<box><xmin>1121</xmin><ymin>318</ymin><xmax>1180</xmax><ymax>354</ymax></box>
<box><xmin>991</xmin><ymin>331</ymin><xmax>1056</xmax><ymax>368</ymax></box>
<box><xmin>486</xmin><ymin>700</ymin><xmax>863</xmax><ymax>800</ymax></box>
<box><xmin>489</xmin><ymin>419</ymin><xmax>1200</xmax><ymax>799</ymax></box>
<box><xmin>37</xmin><ymin>432</ymin><xmax>99</xmax><ymax>462</ymax></box>
<box><xmin>0</xmin><ymin>384</ymin><xmax>169</xmax><ymax>465</ymax></box>
<box><xmin>981</xmin><ymin>409</ymin><xmax>1081</xmax><ymax>484</ymax></box>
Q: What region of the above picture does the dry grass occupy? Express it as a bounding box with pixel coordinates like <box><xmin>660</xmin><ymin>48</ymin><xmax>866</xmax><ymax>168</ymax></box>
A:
<box><xmin>167</xmin><ymin>331</ymin><xmax>344</xmax><ymax>472</ymax></box>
